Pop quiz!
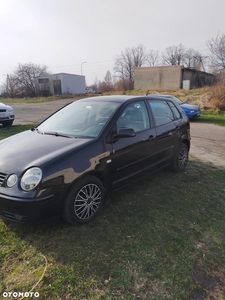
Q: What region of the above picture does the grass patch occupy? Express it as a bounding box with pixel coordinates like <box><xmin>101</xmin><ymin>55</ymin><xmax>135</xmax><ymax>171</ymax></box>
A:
<box><xmin>198</xmin><ymin>110</ymin><xmax>225</xmax><ymax>126</ymax></box>
<box><xmin>0</xmin><ymin>127</ymin><xmax>225</xmax><ymax>299</ymax></box>
<box><xmin>0</xmin><ymin>124</ymin><xmax>37</xmax><ymax>139</ymax></box>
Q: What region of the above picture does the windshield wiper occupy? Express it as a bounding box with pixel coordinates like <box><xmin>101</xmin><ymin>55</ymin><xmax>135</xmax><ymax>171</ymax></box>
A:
<box><xmin>43</xmin><ymin>131</ymin><xmax>71</xmax><ymax>138</ymax></box>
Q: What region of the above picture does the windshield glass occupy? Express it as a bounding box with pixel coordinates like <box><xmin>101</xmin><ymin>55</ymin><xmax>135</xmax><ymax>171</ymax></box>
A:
<box><xmin>172</xmin><ymin>96</ymin><xmax>183</xmax><ymax>105</ymax></box>
<box><xmin>37</xmin><ymin>100</ymin><xmax>119</xmax><ymax>138</ymax></box>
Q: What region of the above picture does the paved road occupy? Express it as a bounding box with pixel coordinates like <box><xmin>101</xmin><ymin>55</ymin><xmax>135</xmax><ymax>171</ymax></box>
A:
<box><xmin>7</xmin><ymin>100</ymin><xmax>225</xmax><ymax>168</ymax></box>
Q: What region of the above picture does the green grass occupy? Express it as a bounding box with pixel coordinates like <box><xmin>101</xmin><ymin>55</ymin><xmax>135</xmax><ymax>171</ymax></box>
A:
<box><xmin>0</xmin><ymin>126</ymin><xmax>225</xmax><ymax>299</ymax></box>
<box><xmin>199</xmin><ymin>110</ymin><xmax>225</xmax><ymax>126</ymax></box>
<box><xmin>0</xmin><ymin>124</ymin><xmax>37</xmax><ymax>139</ymax></box>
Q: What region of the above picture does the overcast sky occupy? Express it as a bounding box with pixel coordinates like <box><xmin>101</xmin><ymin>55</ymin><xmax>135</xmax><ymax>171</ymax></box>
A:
<box><xmin>0</xmin><ymin>0</ymin><xmax>225</xmax><ymax>88</ymax></box>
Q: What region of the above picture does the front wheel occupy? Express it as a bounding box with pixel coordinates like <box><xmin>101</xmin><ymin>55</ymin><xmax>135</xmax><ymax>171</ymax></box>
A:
<box><xmin>62</xmin><ymin>175</ymin><xmax>105</xmax><ymax>225</ymax></box>
<box><xmin>170</xmin><ymin>143</ymin><xmax>189</xmax><ymax>172</ymax></box>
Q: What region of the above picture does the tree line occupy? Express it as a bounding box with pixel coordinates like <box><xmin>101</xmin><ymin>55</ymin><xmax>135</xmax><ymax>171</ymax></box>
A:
<box><xmin>95</xmin><ymin>32</ymin><xmax>225</xmax><ymax>92</ymax></box>
<box><xmin>2</xmin><ymin>32</ymin><xmax>225</xmax><ymax>97</ymax></box>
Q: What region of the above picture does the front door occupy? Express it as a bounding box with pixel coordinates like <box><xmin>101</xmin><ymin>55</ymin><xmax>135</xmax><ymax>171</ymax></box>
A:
<box><xmin>53</xmin><ymin>80</ymin><xmax>62</xmax><ymax>95</ymax></box>
<box><xmin>110</xmin><ymin>101</ymin><xmax>158</xmax><ymax>189</ymax></box>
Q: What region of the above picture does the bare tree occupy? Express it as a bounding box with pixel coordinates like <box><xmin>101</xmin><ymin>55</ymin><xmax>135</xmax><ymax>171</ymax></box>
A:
<box><xmin>114</xmin><ymin>44</ymin><xmax>147</xmax><ymax>90</ymax></box>
<box><xmin>6</xmin><ymin>63</ymin><xmax>49</xmax><ymax>97</ymax></box>
<box><xmin>131</xmin><ymin>44</ymin><xmax>147</xmax><ymax>67</ymax></box>
<box><xmin>90</xmin><ymin>77</ymin><xmax>99</xmax><ymax>91</ymax></box>
<box><xmin>146</xmin><ymin>50</ymin><xmax>159</xmax><ymax>66</ymax></box>
<box><xmin>98</xmin><ymin>71</ymin><xmax>114</xmax><ymax>92</ymax></box>
<box><xmin>207</xmin><ymin>32</ymin><xmax>225</xmax><ymax>71</ymax></box>
<box><xmin>104</xmin><ymin>70</ymin><xmax>113</xmax><ymax>90</ymax></box>
<box><xmin>183</xmin><ymin>48</ymin><xmax>204</xmax><ymax>70</ymax></box>
<box><xmin>162</xmin><ymin>44</ymin><xmax>185</xmax><ymax>66</ymax></box>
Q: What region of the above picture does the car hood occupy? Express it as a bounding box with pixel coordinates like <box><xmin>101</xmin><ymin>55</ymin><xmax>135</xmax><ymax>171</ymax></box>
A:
<box><xmin>0</xmin><ymin>102</ymin><xmax>11</xmax><ymax>110</ymax></box>
<box><xmin>180</xmin><ymin>103</ymin><xmax>200</xmax><ymax>110</ymax></box>
<box><xmin>0</xmin><ymin>130</ymin><xmax>92</xmax><ymax>175</ymax></box>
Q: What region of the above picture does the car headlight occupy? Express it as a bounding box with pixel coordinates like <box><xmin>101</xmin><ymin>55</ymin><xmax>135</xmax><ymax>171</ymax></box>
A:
<box><xmin>20</xmin><ymin>167</ymin><xmax>42</xmax><ymax>191</ymax></box>
<box><xmin>7</xmin><ymin>106</ymin><xmax>14</xmax><ymax>112</ymax></box>
<box><xmin>7</xmin><ymin>174</ymin><xmax>18</xmax><ymax>188</ymax></box>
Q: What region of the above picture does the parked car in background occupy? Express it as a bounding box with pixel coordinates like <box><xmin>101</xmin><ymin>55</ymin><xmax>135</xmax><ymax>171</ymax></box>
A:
<box><xmin>148</xmin><ymin>94</ymin><xmax>201</xmax><ymax>119</ymax></box>
<box><xmin>85</xmin><ymin>87</ymin><xmax>94</xmax><ymax>94</ymax></box>
<box><xmin>0</xmin><ymin>95</ymin><xmax>190</xmax><ymax>225</ymax></box>
<box><xmin>0</xmin><ymin>102</ymin><xmax>15</xmax><ymax>127</ymax></box>
<box><xmin>86</xmin><ymin>87</ymin><xmax>102</xmax><ymax>94</ymax></box>
<box><xmin>94</xmin><ymin>90</ymin><xmax>102</xmax><ymax>94</ymax></box>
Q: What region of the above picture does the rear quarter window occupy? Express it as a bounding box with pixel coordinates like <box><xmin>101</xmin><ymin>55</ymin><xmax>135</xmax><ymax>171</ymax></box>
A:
<box><xmin>167</xmin><ymin>101</ymin><xmax>181</xmax><ymax>120</ymax></box>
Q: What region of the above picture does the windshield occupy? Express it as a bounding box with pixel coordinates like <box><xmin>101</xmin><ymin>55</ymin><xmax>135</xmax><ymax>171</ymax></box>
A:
<box><xmin>172</xmin><ymin>96</ymin><xmax>183</xmax><ymax>105</ymax></box>
<box><xmin>37</xmin><ymin>100</ymin><xmax>119</xmax><ymax>138</ymax></box>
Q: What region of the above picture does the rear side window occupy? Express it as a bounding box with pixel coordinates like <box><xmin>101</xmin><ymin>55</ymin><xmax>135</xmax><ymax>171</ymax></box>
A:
<box><xmin>168</xmin><ymin>101</ymin><xmax>181</xmax><ymax>120</ymax></box>
<box><xmin>148</xmin><ymin>100</ymin><xmax>174</xmax><ymax>126</ymax></box>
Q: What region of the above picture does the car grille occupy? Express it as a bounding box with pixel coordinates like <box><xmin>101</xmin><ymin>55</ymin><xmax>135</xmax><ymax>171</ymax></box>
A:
<box><xmin>0</xmin><ymin>172</ymin><xmax>7</xmax><ymax>187</ymax></box>
<box><xmin>0</xmin><ymin>109</ymin><xmax>6</xmax><ymax>112</ymax></box>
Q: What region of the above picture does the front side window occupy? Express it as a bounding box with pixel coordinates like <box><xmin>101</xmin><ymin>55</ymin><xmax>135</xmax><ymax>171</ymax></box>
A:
<box><xmin>116</xmin><ymin>101</ymin><xmax>150</xmax><ymax>132</ymax></box>
<box><xmin>148</xmin><ymin>100</ymin><xmax>174</xmax><ymax>126</ymax></box>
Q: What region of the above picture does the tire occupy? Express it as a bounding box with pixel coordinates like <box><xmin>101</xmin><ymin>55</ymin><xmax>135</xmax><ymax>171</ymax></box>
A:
<box><xmin>62</xmin><ymin>175</ymin><xmax>105</xmax><ymax>225</ymax></box>
<box><xmin>1</xmin><ymin>120</ymin><xmax>13</xmax><ymax>127</ymax></box>
<box><xmin>170</xmin><ymin>143</ymin><xmax>189</xmax><ymax>172</ymax></box>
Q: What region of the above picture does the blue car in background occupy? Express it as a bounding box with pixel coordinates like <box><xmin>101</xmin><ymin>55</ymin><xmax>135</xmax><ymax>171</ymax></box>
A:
<box><xmin>148</xmin><ymin>94</ymin><xmax>201</xmax><ymax>119</ymax></box>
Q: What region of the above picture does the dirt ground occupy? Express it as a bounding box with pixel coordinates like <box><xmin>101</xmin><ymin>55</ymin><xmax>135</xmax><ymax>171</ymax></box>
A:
<box><xmin>190</xmin><ymin>122</ymin><xmax>225</xmax><ymax>168</ymax></box>
<box><xmin>8</xmin><ymin>99</ymin><xmax>225</xmax><ymax>169</ymax></box>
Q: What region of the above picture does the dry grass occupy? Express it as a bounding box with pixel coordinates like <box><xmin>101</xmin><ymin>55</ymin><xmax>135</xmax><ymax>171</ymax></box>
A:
<box><xmin>207</xmin><ymin>82</ymin><xmax>225</xmax><ymax>111</ymax></box>
<box><xmin>105</xmin><ymin>85</ymin><xmax>225</xmax><ymax>112</ymax></box>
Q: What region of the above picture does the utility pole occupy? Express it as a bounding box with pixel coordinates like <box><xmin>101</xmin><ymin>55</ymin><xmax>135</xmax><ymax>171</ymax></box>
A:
<box><xmin>6</xmin><ymin>74</ymin><xmax>9</xmax><ymax>96</ymax></box>
<box><xmin>81</xmin><ymin>62</ymin><xmax>87</xmax><ymax>75</ymax></box>
<box><xmin>194</xmin><ymin>56</ymin><xmax>208</xmax><ymax>72</ymax></box>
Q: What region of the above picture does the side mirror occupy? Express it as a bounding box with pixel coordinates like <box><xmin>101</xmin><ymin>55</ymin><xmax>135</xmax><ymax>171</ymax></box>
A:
<box><xmin>116</xmin><ymin>127</ymin><xmax>136</xmax><ymax>138</ymax></box>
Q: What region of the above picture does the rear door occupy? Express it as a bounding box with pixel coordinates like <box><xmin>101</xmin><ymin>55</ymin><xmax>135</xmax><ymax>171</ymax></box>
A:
<box><xmin>147</xmin><ymin>100</ymin><xmax>180</xmax><ymax>166</ymax></box>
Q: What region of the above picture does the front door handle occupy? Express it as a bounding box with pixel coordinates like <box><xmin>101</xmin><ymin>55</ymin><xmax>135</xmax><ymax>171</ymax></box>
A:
<box><xmin>149</xmin><ymin>135</ymin><xmax>156</xmax><ymax>141</ymax></box>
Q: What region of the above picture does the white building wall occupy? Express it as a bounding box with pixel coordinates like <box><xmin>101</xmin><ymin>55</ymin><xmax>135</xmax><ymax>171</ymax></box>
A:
<box><xmin>61</xmin><ymin>74</ymin><xmax>85</xmax><ymax>94</ymax></box>
<box><xmin>35</xmin><ymin>73</ymin><xmax>86</xmax><ymax>95</ymax></box>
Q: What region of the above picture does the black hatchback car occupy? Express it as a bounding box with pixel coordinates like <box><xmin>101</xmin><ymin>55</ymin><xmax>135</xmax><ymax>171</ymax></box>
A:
<box><xmin>0</xmin><ymin>95</ymin><xmax>190</xmax><ymax>225</ymax></box>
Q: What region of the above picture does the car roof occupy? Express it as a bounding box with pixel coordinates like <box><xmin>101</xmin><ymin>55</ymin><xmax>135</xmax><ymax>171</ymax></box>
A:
<box><xmin>78</xmin><ymin>95</ymin><xmax>174</xmax><ymax>104</ymax></box>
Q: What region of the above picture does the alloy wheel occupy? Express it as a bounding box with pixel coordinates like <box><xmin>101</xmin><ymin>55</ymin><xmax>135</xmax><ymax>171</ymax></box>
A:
<box><xmin>74</xmin><ymin>183</ymin><xmax>101</xmax><ymax>220</ymax></box>
<box><xmin>178</xmin><ymin>147</ymin><xmax>188</xmax><ymax>169</ymax></box>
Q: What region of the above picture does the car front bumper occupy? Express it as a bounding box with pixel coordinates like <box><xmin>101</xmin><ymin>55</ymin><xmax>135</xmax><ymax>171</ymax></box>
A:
<box><xmin>0</xmin><ymin>114</ymin><xmax>15</xmax><ymax>122</ymax></box>
<box><xmin>0</xmin><ymin>192</ymin><xmax>60</xmax><ymax>223</ymax></box>
<box><xmin>187</xmin><ymin>111</ymin><xmax>201</xmax><ymax>119</ymax></box>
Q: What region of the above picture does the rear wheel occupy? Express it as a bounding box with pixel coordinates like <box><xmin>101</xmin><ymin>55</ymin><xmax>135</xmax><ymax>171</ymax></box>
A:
<box><xmin>62</xmin><ymin>175</ymin><xmax>105</xmax><ymax>225</ymax></box>
<box><xmin>170</xmin><ymin>143</ymin><xmax>189</xmax><ymax>172</ymax></box>
<box><xmin>1</xmin><ymin>120</ymin><xmax>13</xmax><ymax>127</ymax></box>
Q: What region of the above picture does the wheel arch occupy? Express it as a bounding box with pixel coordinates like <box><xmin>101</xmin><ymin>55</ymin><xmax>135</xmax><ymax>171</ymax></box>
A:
<box><xmin>62</xmin><ymin>171</ymin><xmax>108</xmax><ymax>204</ymax></box>
<box><xmin>181</xmin><ymin>138</ymin><xmax>190</xmax><ymax>151</ymax></box>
